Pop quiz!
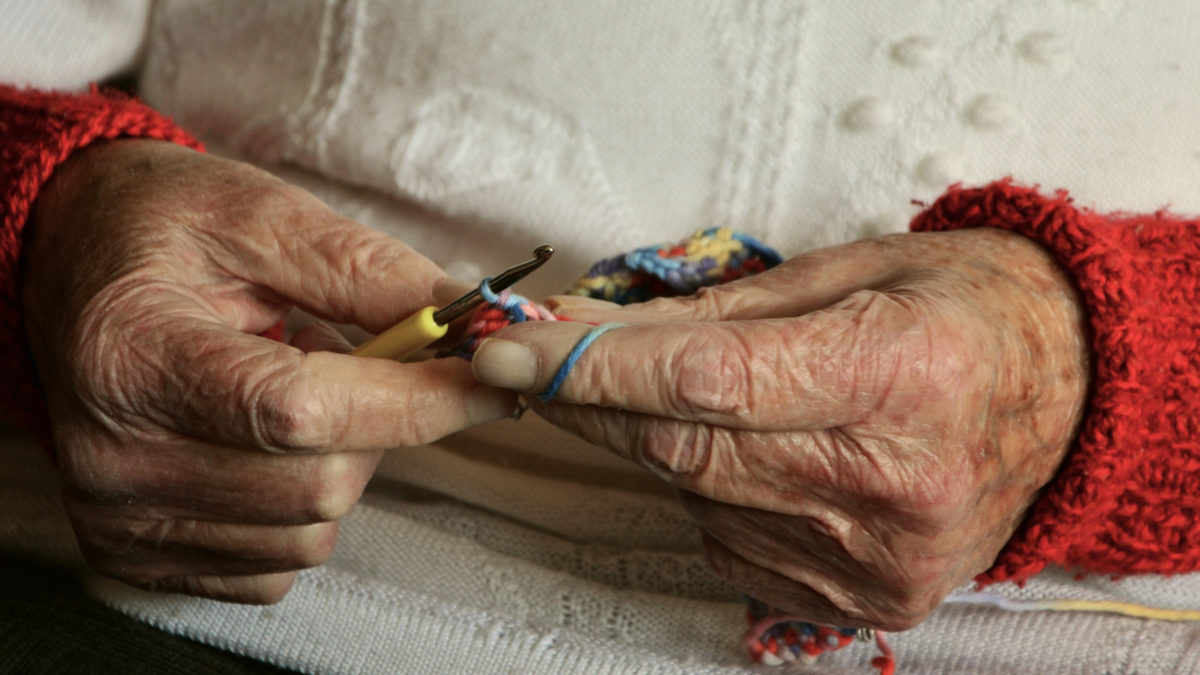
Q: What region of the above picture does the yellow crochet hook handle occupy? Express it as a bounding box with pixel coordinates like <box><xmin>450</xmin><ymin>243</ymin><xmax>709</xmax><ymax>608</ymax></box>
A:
<box><xmin>351</xmin><ymin>245</ymin><xmax>554</xmax><ymax>361</ymax></box>
<box><xmin>350</xmin><ymin>306</ymin><xmax>446</xmax><ymax>360</ymax></box>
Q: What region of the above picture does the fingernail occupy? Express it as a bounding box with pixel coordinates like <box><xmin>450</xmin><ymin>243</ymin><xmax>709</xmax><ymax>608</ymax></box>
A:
<box><xmin>466</xmin><ymin>387</ymin><xmax>521</xmax><ymax>425</ymax></box>
<box><xmin>472</xmin><ymin>339</ymin><xmax>539</xmax><ymax>391</ymax></box>
<box><xmin>433</xmin><ymin>277</ymin><xmax>477</xmax><ymax>306</ymax></box>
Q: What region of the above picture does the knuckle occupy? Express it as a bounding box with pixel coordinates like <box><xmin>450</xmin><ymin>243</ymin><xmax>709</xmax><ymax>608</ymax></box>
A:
<box><xmin>631</xmin><ymin>295</ymin><xmax>697</xmax><ymax>320</ymax></box>
<box><xmin>249</xmin><ymin>369</ymin><xmax>331</xmax><ymax>452</ymax></box>
<box><xmin>248</xmin><ymin>579</ymin><xmax>295</xmax><ymax>605</ymax></box>
<box><xmin>341</xmin><ymin>228</ymin><xmax>407</xmax><ymax>280</ymax></box>
<box><xmin>302</xmin><ymin>454</ymin><xmax>360</xmax><ymax>521</ymax></box>
<box><xmin>637</xmin><ymin>419</ymin><xmax>728</xmax><ymax>477</ymax></box>
<box><xmin>670</xmin><ymin>332</ymin><xmax>753</xmax><ymax>418</ymax></box>
<box><xmin>690</xmin><ymin>284</ymin><xmax>735</xmax><ymax>318</ymax></box>
<box><xmin>391</xmin><ymin>405</ymin><xmax>443</xmax><ymax>448</ymax></box>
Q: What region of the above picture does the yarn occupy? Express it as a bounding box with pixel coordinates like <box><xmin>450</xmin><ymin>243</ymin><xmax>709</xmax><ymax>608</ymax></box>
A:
<box><xmin>449</xmin><ymin>227</ymin><xmax>894</xmax><ymax>670</ymax></box>
<box><xmin>442</xmin><ymin>278</ymin><xmax>560</xmax><ymax>359</ymax></box>
<box><xmin>448</xmin><ymin>226</ymin><xmax>784</xmax><ymax>359</ymax></box>
<box><xmin>536</xmin><ymin>322</ymin><xmax>624</xmax><ymax>402</ymax></box>
<box><xmin>568</xmin><ymin>226</ymin><xmax>783</xmax><ymax>304</ymax></box>
<box><xmin>742</xmin><ymin>597</ymin><xmax>896</xmax><ymax>674</ymax></box>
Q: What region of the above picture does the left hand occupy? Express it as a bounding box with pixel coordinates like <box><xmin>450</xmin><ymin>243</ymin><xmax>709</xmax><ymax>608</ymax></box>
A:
<box><xmin>471</xmin><ymin>228</ymin><xmax>1089</xmax><ymax>631</ymax></box>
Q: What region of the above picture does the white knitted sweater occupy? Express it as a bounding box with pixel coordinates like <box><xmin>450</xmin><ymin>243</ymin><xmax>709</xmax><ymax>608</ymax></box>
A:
<box><xmin>3</xmin><ymin>1</ymin><xmax>1200</xmax><ymax>672</ymax></box>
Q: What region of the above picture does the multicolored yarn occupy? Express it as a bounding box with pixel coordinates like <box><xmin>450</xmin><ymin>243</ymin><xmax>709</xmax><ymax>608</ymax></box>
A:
<box><xmin>743</xmin><ymin>597</ymin><xmax>896</xmax><ymax>674</ymax></box>
<box><xmin>443</xmin><ymin>277</ymin><xmax>559</xmax><ymax>359</ymax></box>
<box><xmin>449</xmin><ymin>229</ymin><xmax>890</xmax><ymax>670</ymax></box>
<box><xmin>568</xmin><ymin>226</ymin><xmax>783</xmax><ymax>304</ymax></box>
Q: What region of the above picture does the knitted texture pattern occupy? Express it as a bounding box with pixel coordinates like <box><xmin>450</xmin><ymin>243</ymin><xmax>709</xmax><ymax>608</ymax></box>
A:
<box><xmin>0</xmin><ymin>84</ymin><xmax>200</xmax><ymax>446</ymax></box>
<box><xmin>911</xmin><ymin>180</ymin><xmax>1200</xmax><ymax>586</ymax></box>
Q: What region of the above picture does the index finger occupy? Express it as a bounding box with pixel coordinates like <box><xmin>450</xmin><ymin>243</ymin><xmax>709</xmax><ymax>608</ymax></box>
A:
<box><xmin>545</xmin><ymin>235</ymin><xmax>910</xmax><ymax>326</ymax></box>
<box><xmin>471</xmin><ymin>292</ymin><xmax>923</xmax><ymax>430</ymax></box>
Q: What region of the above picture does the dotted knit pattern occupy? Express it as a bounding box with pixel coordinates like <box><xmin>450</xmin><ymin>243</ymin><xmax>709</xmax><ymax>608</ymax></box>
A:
<box><xmin>0</xmin><ymin>84</ymin><xmax>200</xmax><ymax>447</ymax></box>
<box><xmin>912</xmin><ymin>180</ymin><xmax>1200</xmax><ymax>585</ymax></box>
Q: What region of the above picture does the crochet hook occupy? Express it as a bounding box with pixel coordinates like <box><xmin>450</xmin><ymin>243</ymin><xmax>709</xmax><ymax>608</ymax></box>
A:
<box><xmin>351</xmin><ymin>245</ymin><xmax>555</xmax><ymax>361</ymax></box>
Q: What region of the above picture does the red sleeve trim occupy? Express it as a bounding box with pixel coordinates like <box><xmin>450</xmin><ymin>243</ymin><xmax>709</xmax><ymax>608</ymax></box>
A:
<box><xmin>911</xmin><ymin>180</ymin><xmax>1200</xmax><ymax>584</ymax></box>
<box><xmin>0</xmin><ymin>84</ymin><xmax>201</xmax><ymax>448</ymax></box>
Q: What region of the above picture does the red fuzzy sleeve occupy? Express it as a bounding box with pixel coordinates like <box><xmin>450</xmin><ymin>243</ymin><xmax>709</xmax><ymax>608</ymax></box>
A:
<box><xmin>911</xmin><ymin>181</ymin><xmax>1200</xmax><ymax>584</ymax></box>
<box><xmin>0</xmin><ymin>84</ymin><xmax>200</xmax><ymax>447</ymax></box>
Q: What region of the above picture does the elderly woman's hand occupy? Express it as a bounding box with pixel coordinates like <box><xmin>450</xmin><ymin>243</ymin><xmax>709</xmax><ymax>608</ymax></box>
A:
<box><xmin>472</xmin><ymin>228</ymin><xmax>1088</xmax><ymax>630</ymax></box>
<box><xmin>22</xmin><ymin>140</ymin><xmax>515</xmax><ymax>603</ymax></box>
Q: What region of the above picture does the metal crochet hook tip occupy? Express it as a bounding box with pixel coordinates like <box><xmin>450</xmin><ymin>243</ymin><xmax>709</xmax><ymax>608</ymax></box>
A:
<box><xmin>432</xmin><ymin>245</ymin><xmax>555</xmax><ymax>325</ymax></box>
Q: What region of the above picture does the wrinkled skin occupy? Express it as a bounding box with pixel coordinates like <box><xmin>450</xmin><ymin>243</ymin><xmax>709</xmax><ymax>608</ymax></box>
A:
<box><xmin>473</xmin><ymin>229</ymin><xmax>1089</xmax><ymax>631</ymax></box>
<box><xmin>22</xmin><ymin>140</ymin><xmax>515</xmax><ymax>603</ymax></box>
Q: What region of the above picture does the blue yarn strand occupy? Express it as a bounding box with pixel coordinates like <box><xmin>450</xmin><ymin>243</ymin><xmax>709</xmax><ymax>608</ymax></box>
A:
<box><xmin>479</xmin><ymin>276</ymin><xmax>528</xmax><ymax>322</ymax></box>
<box><xmin>536</xmin><ymin>322</ymin><xmax>624</xmax><ymax>402</ymax></box>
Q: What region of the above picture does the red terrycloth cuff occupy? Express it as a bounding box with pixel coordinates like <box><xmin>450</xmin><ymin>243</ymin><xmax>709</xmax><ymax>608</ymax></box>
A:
<box><xmin>911</xmin><ymin>180</ymin><xmax>1200</xmax><ymax>584</ymax></box>
<box><xmin>0</xmin><ymin>84</ymin><xmax>201</xmax><ymax>449</ymax></box>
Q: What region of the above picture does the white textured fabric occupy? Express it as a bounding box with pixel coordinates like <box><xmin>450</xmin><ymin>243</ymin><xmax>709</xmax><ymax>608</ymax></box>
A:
<box><xmin>5</xmin><ymin>0</ymin><xmax>1200</xmax><ymax>673</ymax></box>
<box><xmin>0</xmin><ymin>0</ymin><xmax>151</xmax><ymax>90</ymax></box>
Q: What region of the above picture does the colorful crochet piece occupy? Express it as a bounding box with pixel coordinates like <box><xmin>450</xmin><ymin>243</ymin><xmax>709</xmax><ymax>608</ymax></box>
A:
<box><xmin>743</xmin><ymin>597</ymin><xmax>896</xmax><ymax>674</ymax></box>
<box><xmin>568</xmin><ymin>226</ymin><xmax>783</xmax><ymax>303</ymax></box>
<box><xmin>449</xmin><ymin>228</ymin><xmax>892</xmax><ymax>671</ymax></box>
<box><xmin>442</xmin><ymin>278</ymin><xmax>559</xmax><ymax>359</ymax></box>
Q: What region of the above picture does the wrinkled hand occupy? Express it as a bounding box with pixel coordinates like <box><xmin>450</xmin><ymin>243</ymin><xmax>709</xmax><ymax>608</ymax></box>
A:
<box><xmin>22</xmin><ymin>140</ymin><xmax>515</xmax><ymax>603</ymax></box>
<box><xmin>472</xmin><ymin>229</ymin><xmax>1088</xmax><ymax>630</ymax></box>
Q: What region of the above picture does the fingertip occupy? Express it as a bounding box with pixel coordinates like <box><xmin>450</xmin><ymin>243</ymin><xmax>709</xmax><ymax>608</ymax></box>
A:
<box><xmin>245</xmin><ymin>571</ymin><xmax>299</xmax><ymax>604</ymax></box>
<box><xmin>472</xmin><ymin>338</ymin><xmax>541</xmax><ymax>391</ymax></box>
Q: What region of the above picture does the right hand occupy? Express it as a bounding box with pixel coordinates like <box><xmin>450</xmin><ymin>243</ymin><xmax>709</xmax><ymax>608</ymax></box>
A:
<box><xmin>21</xmin><ymin>140</ymin><xmax>516</xmax><ymax>603</ymax></box>
<box><xmin>474</xmin><ymin>228</ymin><xmax>1089</xmax><ymax>630</ymax></box>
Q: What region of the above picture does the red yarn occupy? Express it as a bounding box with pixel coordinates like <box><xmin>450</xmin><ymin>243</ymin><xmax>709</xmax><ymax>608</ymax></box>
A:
<box><xmin>0</xmin><ymin>84</ymin><xmax>200</xmax><ymax>449</ymax></box>
<box><xmin>467</xmin><ymin>306</ymin><xmax>520</xmax><ymax>344</ymax></box>
<box><xmin>912</xmin><ymin>180</ymin><xmax>1200</xmax><ymax>584</ymax></box>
